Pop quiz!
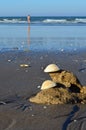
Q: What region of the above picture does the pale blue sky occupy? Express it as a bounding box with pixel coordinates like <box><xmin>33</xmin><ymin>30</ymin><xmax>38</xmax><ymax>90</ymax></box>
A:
<box><xmin>0</xmin><ymin>0</ymin><xmax>86</xmax><ymax>16</ymax></box>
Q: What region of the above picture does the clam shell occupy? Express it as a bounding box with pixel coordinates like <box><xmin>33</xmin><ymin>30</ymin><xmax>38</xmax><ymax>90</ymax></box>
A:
<box><xmin>41</xmin><ymin>80</ymin><xmax>56</xmax><ymax>90</ymax></box>
<box><xmin>44</xmin><ymin>64</ymin><xmax>60</xmax><ymax>73</ymax></box>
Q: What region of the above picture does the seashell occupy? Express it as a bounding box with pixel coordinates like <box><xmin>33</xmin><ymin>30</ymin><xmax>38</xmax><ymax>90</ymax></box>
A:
<box><xmin>20</xmin><ymin>64</ymin><xmax>29</xmax><ymax>67</ymax></box>
<box><xmin>44</xmin><ymin>64</ymin><xmax>60</xmax><ymax>73</ymax></box>
<box><xmin>41</xmin><ymin>80</ymin><xmax>56</xmax><ymax>90</ymax></box>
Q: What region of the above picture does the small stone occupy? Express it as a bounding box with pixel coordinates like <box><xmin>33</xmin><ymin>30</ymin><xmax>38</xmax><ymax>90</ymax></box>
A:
<box><xmin>37</xmin><ymin>86</ymin><xmax>41</xmax><ymax>89</ymax></box>
<box><xmin>29</xmin><ymin>106</ymin><xmax>32</xmax><ymax>110</ymax></box>
<box><xmin>74</xmin><ymin>120</ymin><xmax>77</xmax><ymax>122</ymax></box>
<box><xmin>8</xmin><ymin>59</ymin><xmax>11</xmax><ymax>62</ymax></box>
<box><xmin>41</xmin><ymin>67</ymin><xmax>44</xmax><ymax>70</ymax></box>
<box><xmin>43</xmin><ymin>106</ymin><xmax>47</xmax><ymax>109</ymax></box>
<box><xmin>25</xmin><ymin>70</ymin><xmax>28</xmax><ymax>72</ymax></box>
<box><xmin>32</xmin><ymin>114</ymin><xmax>35</xmax><ymax>117</ymax></box>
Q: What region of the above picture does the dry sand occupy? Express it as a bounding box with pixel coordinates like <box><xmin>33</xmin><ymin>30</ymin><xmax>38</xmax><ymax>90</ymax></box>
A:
<box><xmin>0</xmin><ymin>50</ymin><xmax>86</xmax><ymax>130</ymax></box>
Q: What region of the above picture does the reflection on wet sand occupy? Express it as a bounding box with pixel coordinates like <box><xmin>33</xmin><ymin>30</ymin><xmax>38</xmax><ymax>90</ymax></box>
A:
<box><xmin>27</xmin><ymin>25</ymin><xmax>30</xmax><ymax>49</ymax></box>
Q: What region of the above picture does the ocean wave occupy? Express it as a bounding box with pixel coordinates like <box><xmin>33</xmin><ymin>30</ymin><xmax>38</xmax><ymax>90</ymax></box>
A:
<box><xmin>0</xmin><ymin>17</ymin><xmax>86</xmax><ymax>25</ymax></box>
<box><xmin>0</xmin><ymin>18</ymin><xmax>27</xmax><ymax>24</ymax></box>
<box><xmin>42</xmin><ymin>19</ymin><xmax>67</xmax><ymax>23</ymax></box>
<box><xmin>42</xmin><ymin>18</ymin><xmax>86</xmax><ymax>24</ymax></box>
<box><xmin>75</xmin><ymin>18</ymin><xmax>86</xmax><ymax>23</ymax></box>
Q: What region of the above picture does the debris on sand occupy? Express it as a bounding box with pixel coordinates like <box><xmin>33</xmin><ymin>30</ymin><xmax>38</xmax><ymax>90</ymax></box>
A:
<box><xmin>29</xmin><ymin>64</ymin><xmax>86</xmax><ymax>105</ymax></box>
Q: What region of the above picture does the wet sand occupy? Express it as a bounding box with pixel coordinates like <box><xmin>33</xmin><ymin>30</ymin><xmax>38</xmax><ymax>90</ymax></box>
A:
<box><xmin>0</xmin><ymin>50</ymin><xmax>86</xmax><ymax>130</ymax></box>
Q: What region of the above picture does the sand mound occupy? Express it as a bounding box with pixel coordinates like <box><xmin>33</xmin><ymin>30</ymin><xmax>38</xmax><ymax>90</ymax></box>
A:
<box><xmin>29</xmin><ymin>85</ymin><xmax>86</xmax><ymax>105</ymax></box>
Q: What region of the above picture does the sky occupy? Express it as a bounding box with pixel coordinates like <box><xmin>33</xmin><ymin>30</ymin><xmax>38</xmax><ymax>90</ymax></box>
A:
<box><xmin>0</xmin><ymin>0</ymin><xmax>86</xmax><ymax>16</ymax></box>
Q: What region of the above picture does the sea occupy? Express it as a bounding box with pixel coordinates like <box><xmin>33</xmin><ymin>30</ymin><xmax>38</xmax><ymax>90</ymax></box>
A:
<box><xmin>0</xmin><ymin>16</ymin><xmax>86</xmax><ymax>52</ymax></box>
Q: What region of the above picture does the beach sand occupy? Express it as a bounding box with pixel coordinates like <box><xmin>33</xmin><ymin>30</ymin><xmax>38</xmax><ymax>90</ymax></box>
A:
<box><xmin>0</xmin><ymin>50</ymin><xmax>86</xmax><ymax>130</ymax></box>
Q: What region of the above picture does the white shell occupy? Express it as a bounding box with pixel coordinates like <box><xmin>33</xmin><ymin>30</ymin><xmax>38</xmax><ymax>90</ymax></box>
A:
<box><xmin>41</xmin><ymin>80</ymin><xmax>56</xmax><ymax>90</ymax></box>
<box><xmin>44</xmin><ymin>64</ymin><xmax>60</xmax><ymax>73</ymax></box>
<box><xmin>20</xmin><ymin>64</ymin><xmax>29</xmax><ymax>67</ymax></box>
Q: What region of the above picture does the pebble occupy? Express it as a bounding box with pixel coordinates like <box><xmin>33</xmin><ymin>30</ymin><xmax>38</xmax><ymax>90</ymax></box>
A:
<box><xmin>32</xmin><ymin>114</ymin><xmax>35</xmax><ymax>117</ymax></box>
<box><xmin>73</xmin><ymin>119</ymin><xmax>77</xmax><ymax>122</ymax></box>
<box><xmin>37</xmin><ymin>86</ymin><xmax>41</xmax><ymax>89</ymax></box>
<box><xmin>43</xmin><ymin>106</ymin><xmax>47</xmax><ymax>109</ymax></box>
<box><xmin>25</xmin><ymin>70</ymin><xmax>28</xmax><ymax>72</ymax></box>
<box><xmin>41</xmin><ymin>67</ymin><xmax>44</xmax><ymax>70</ymax></box>
<box><xmin>8</xmin><ymin>59</ymin><xmax>11</xmax><ymax>62</ymax></box>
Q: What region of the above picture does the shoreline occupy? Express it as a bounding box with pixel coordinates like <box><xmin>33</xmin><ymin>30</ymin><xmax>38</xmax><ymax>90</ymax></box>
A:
<box><xmin>0</xmin><ymin>50</ymin><xmax>86</xmax><ymax>130</ymax></box>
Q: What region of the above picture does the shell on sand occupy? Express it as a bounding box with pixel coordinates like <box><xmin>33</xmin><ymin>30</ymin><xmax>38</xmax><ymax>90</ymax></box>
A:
<box><xmin>44</xmin><ymin>64</ymin><xmax>60</xmax><ymax>73</ymax></box>
<box><xmin>20</xmin><ymin>64</ymin><xmax>29</xmax><ymax>67</ymax></box>
<box><xmin>41</xmin><ymin>80</ymin><xmax>56</xmax><ymax>90</ymax></box>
